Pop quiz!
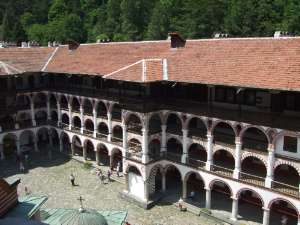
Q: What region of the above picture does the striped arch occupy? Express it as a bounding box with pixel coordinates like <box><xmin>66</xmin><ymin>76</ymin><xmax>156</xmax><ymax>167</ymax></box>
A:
<box><xmin>187</xmin><ymin>142</ymin><xmax>207</xmax><ymax>152</ymax></box>
<box><xmin>241</xmin><ymin>152</ymin><xmax>268</xmax><ymax>168</ymax></box>
<box><xmin>186</xmin><ymin>115</ymin><xmax>209</xmax><ymax>130</ymax></box>
<box><xmin>211</xmin><ymin>119</ymin><xmax>238</xmax><ymax>136</ymax></box>
<box><xmin>209</xmin><ymin>179</ymin><xmax>233</xmax><ymax>196</ymax></box>
<box><xmin>163</xmin><ymin>163</ymin><xmax>183</xmax><ymax>180</ymax></box>
<box><xmin>123</xmin><ymin>111</ymin><xmax>142</xmax><ymax>125</ymax></box>
<box><xmin>268</xmin><ymin>198</ymin><xmax>299</xmax><ymax>215</ymax></box>
<box><xmin>213</xmin><ymin>146</ymin><xmax>234</xmax><ymax>157</ymax></box>
<box><xmin>236</xmin><ymin>188</ymin><xmax>264</xmax><ymax>206</ymax></box>
<box><xmin>240</xmin><ymin>125</ymin><xmax>271</xmax><ymax>144</ymax></box>
<box><xmin>183</xmin><ymin>170</ymin><xmax>206</xmax><ymax>186</ymax></box>
<box><xmin>162</xmin><ymin>111</ymin><xmax>184</xmax><ymax>126</ymax></box>
<box><xmin>166</xmin><ymin>136</ymin><xmax>183</xmax><ymax>145</ymax></box>
<box><xmin>274</xmin><ymin>160</ymin><xmax>300</xmax><ymax>175</ymax></box>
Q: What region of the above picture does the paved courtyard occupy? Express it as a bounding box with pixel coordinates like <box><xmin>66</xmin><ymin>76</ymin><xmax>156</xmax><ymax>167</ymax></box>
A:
<box><xmin>0</xmin><ymin>151</ymin><xmax>221</xmax><ymax>225</ymax></box>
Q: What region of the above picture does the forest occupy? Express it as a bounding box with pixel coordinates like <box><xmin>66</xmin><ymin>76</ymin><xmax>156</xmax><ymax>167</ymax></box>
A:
<box><xmin>1</xmin><ymin>0</ymin><xmax>300</xmax><ymax>45</ymax></box>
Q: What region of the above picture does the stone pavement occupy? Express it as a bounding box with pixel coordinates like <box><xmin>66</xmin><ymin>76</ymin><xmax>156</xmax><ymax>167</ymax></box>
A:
<box><xmin>0</xmin><ymin>151</ymin><xmax>222</xmax><ymax>225</ymax></box>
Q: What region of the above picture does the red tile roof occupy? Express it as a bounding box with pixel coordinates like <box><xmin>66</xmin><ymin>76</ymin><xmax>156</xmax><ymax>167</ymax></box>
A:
<box><xmin>2</xmin><ymin>37</ymin><xmax>300</xmax><ymax>91</ymax></box>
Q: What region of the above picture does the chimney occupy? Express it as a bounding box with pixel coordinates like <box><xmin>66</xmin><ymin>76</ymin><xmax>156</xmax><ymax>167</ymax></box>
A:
<box><xmin>214</xmin><ymin>33</ymin><xmax>229</xmax><ymax>39</ymax></box>
<box><xmin>67</xmin><ymin>40</ymin><xmax>80</xmax><ymax>51</ymax></box>
<box><xmin>21</xmin><ymin>42</ymin><xmax>28</xmax><ymax>48</ymax></box>
<box><xmin>168</xmin><ymin>32</ymin><xmax>186</xmax><ymax>48</ymax></box>
<box><xmin>274</xmin><ymin>31</ymin><xmax>291</xmax><ymax>38</ymax></box>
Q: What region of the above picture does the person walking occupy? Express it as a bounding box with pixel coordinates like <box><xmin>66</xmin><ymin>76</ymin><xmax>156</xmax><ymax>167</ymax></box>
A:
<box><xmin>116</xmin><ymin>162</ymin><xmax>120</xmax><ymax>177</ymax></box>
<box><xmin>70</xmin><ymin>173</ymin><xmax>75</xmax><ymax>186</ymax></box>
<box><xmin>107</xmin><ymin>169</ymin><xmax>112</xmax><ymax>182</ymax></box>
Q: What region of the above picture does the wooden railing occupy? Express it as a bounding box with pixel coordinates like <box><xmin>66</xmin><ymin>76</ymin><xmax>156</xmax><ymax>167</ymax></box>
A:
<box><xmin>240</xmin><ymin>171</ymin><xmax>265</xmax><ymax>186</ymax></box>
<box><xmin>272</xmin><ymin>180</ymin><xmax>299</xmax><ymax>198</ymax></box>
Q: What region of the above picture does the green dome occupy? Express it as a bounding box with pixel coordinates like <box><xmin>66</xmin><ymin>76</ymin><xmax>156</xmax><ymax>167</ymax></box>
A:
<box><xmin>59</xmin><ymin>208</ymin><xmax>108</xmax><ymax>225</ymax></box>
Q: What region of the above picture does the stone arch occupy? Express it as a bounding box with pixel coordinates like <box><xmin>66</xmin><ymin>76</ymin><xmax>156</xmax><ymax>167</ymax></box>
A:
<box><xmin>49</xmin><ymin>128</ymin><xmax>59</xmax><ymax>147</ymax></box>
<box><xmin>268</xmin><ymin>198</ymin><xmax>299</xmax><ymax>215</ymax></box>
<box><xmin>49</xmin><ymin>93</ymin><xmax>57</xmax><ymax>108</ymax></box>
<box><xmin>211</xmin><ymin>120</ymin><xmax>238</xmax><ymax>136</ymax></box>
<box><xmin>71</xmin><ymin>97</ymin><xmax>81</xmax><ymax>112</ymax></box>
<box><xmin>112</xmin><ymin>125</ymin><xmax>122</xmax><ymax>140</ymax></box>
<box><xmin>128</xmin><ymin>138</ymin><xmax>142</xmax><ymax>153</ymax></box>
<box><xmin>36</xmin><ymin>127</ymin><xmax>49</xmax><ymax>150</ymax></box>
<box><xmin>187</xmin><ymin>116</ymin><xmax>208</xmax><ymax>139</ymax></box>
<box><xmin>236</xmin><ymin>188</ymin><xmax>264</xmax><ymax>206</ymax></box>
<box><xmin>111</xmin><ymin>103</ymin><xmax>121</xmax><ymax>121</ymax></box>
<box><xmin>209</xmin><ymin>179</ymin><xmax>233</xmax><ymax>196</ymax></box>
<box><xmin>110</xmin><ymin>148</ymin><xmax>123</xmax><ymax>170</ymax></box>
<box><xmin>241</xmin><ymin>126</ymin><xmax>270</xmax><ymax>152</ymax></box>
<box><xmin>212</xmin><ymin>121</ymin><xmax>237</xmax><ymax>146</ymax></box>
<box><xmin>188</xmin><ymin>143</ymin><xmax>207</xmax><ymax>165</ymax></box>
<box><xmin>83</xmin><ymin>98</ymin><xmax>93</xmax><ymax>115</ymax></box>
<box><xmin>2</xmin><ymin>133</ymin><xmax>17</xmax><ymax>157</ymax></box>
<box><xmin>166</xmin><ymin>137</ymin><xmax>183</xmax><ymax>158</ymax></box>
<box><xmin>19</xmin><ymin>129</ymin><xmax>35</xmax><ymax>150</ymax></box>
<box><xmin>96</xmin><ymin>101</ymin><xmax>108</xmax><ymax>118</ymax></box>
<box><xmin>16</xmin><ymin>112</ymin><xmax>31</xmax><ymax>129</ymax></box>
<box><xmin>274</xmin><ymin>161</ymin><xmax>300</xmax><ymax>175</ymax></box>
<box><xmin>35</xmin><ymin>110</ymin><xmax>48</xmax><ymax>125</ymax></box>
<box><xmin>149</xmin><ymin>138</ymin><xmax>161</xmax><ymax>158</ymax></box>
<box><xmin>96</xmin><ymin>143</ymin><xmax>110</xmax><ymax>166</ymax></box>
<box><xmin>60</xmin><ymin>95</ymin><xmax>69</xmax><ymax>109</ymax></box>
<box><xmin>166</xmin><ymin>113</ymin><xmax>183</xmax><ymax>135</ymax></box>
<box><xmin>126</xmin><ymin>113</ymin><xmax>142</xmax><ymax>134</ymax></box>
<box><xmin>148</xmin><ymin>113</ymin><xmax>162</xmax><ymax>134</ymax></box>
<box><xmin>272</xmin><ymin>130</ymin><xmax>300</xmax><ymax>146</ymax></box>
<box><xmin>51</xmin><ymin>110</ymin><xmax>58</xmax><ymax>122</ymax></box>
<box><xmin>213</xmin><ymin>149</ymin><xmax>235</xmax><ymax>170</ymax></box>
<box><xmin>84</xmin><ymin>118</ymin><xmax>94</xmax><ymax>133</ymax></box>
<box><xmin>33</xmin><ymin>92</ymin><xmax>47</xmax><ymax>108</ymax></box>
<box><xmin>241</xmin><ymin>153</ymin><xmax>268</xmax><ymax>168</ymax></box>
<box><xmin>125</xmin><ymin>164</ymin><xmax>143</xmax><ymax>176</ymax></box>
<box><xmin>83</xmin><ymin>138</ymin><xmax>95</xmax><ymax>161</ymax></box>
<box><xmin>72</xmin><ymin>116</ymin><xmax>81</xmax><ymax>128</ymax></box>
<box><xmin>97</xmin><ymin>122</ymin><xmax>109</xmax><ymax>137</ymax></box>
<box><xmin>61</xmin><ymin>113</ymin><xmax>69</xmax><ymax>125</ymax></box>
<box><xmin>16</xmin><ymin>94</ymin><xmax>31</xmax><ymax>110</ymax></box>
<box><xmin>72</xmin><ymin>135</ymin><xmax>83</xmax><ymax>156</ymax></box>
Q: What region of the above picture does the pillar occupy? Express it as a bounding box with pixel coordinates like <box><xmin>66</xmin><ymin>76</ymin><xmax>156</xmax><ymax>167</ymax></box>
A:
<box><xmin>265</xmin><ymin>147</ymin><xmax>275</xmax><ymax>188</ymax></box>
<box><xmin>262</xmin><ymin>208</ymin><xmax>270</xmax><ymax>225</ymax></box>
<box><xmin>59</xmin><ymin>137</ymin><xmax>63</xmax><ymax>152</ymax></box>
<box><xmin>107</xmin><ymin>111</ymin><xmax>112</xmax><ymax>142</ymax></box>
<box><xmin>122</xmin><ymin>124</ymin><xmax>128</xmax><ymax>150</ymax></box>
<box><xmin>181</xmin><ymin>129</ymin><xmax>188</xmax><ymax>164</ymax></box>
<box><xmin>30</xmin><ymin>101</ymin><xmax>36</xmax><ymax>127</ymax></box>
<box><xmin>68</xmin><ymin>103</ymin><xmax>72</xmax><ymax>130</ymax></box>
<box><xmin>57</xmin><ymin>102</ymin><xmax>61</xmax><ymax>126</ymax></box>
<box><xmin>162</xmin><ymin>172</ymin><xmax>166</xmax><ymax>192</ymax></box>
<box><xmin>144</xmin><ymin>181</ymin><xmax>149</xmax><ymax>202</ymax></box>
<box><xmin>46</xmin><ymin>97</ymin><xmax>51</xmax><ymax>120</ymax></box>
<box><xmin>124</xmin><ymin>174</ymin><xmax>129</xmax><ymax>192</ymax></box>
<box><xmin>96</xmin><ymin>150</ymin><xmax>100</xmax><ymax>165</ymax></box>
<box><xmin>230</xmin><ymin>197</ymin><xmax>238</xmax><ymax>221</ymax></box>
<box><xmin>205</xmin><ymin>188</ymin><xmax>211</xmax><ymax>209</ymax></box>
<box><xmin>206</xmin><ymin>133</ymin><xmax>213</xmax><ymax>171</ymax></box>
<box><xmin>142</xmin><ymin>128</ymin><xmax>149</xmax><ymax>163</ymax></box>
<box><xmin>48</xmin><ymin>131</ymin><xmax>53</xmax><ymax>147</ymax></box>
<box><xmin>233</xmin><ymin>137</ymin><xmax>242</xmax><ymax>179</ymax></box>
<box><xmin>182</xmin><ymin>178</ymin><xmax>187</xmax><ymax>200</ymax></box>
<box><xmin>161</xmin><ymin>124</ymin><xmax>167</xmax><ymax>155</ymax></box>
<box><xmin>298</xmin><ymin>216</ymin><xmax>300</xmax><ymax>225</ymax></box>
<box><xmin>0</xmin><ymin>143</ymin><xmax>4</xmax><ymax>160</ymax></box>
<box><xmin>16</xmin><ymin>140</ymin><xmax>21</xmax><ymax>155</ymax></box>
<box><xmin>71</xmin><ymin>143</ymin><xmax>75</xmax><ymax>156</ymax></box>
<box><xmin>83</xmin><ymin>146</ymin><xmax>87</xmax><ymax>161</ymax></box>
<box><xmin>80</xmin><ymin>106</ymin><xmax>84</xmax><ymax>134</ymax></box>
<box><xmin>93</xmin><ymin>108</ymin><xmax>97</xmax><ymax>138</ymax></box>
<box><xmin>34</xmin><ymin>136</ymin><xmax>38</xmax><ymax>152</ymax></box>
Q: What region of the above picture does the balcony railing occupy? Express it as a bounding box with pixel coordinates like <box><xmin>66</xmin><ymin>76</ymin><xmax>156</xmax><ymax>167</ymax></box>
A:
<box><xmin>186</xmin><ymin>157</ymin><xmax>206</xmax><ymax>169</ymax></box>
<box><xmin>165</xmin><ymin>152</ymin><xmax>182</xmax><ymax>163</ymax></box>
<box><xmin>210</xmin><ymin>164</ymin><xmax>233</xmax><ymax>178</ymax></box>
<box><xmin>240</xmin><ymin>171</ymin><xmax>265</xmax><ymax>187</ymax></box>
<box><xmin>272</xmin><ymin>180</ymin><xmax>299</xmax><ymax>198</ymax></box>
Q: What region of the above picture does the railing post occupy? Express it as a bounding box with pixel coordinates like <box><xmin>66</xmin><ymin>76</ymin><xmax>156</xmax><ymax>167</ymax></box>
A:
<box><xmin>265</xmin><ymin>145</ymin><xmax>275</xmax><ymax>188</ymax></box>
<box><xmin>206</xmin><ymin>133</ymin><xmax>213</xmax><ymax>171</ymax></box>
<box><xmin>233</xmin><ymin>137</ymin><xmax>242</xmax><ymax>179</ymax></box>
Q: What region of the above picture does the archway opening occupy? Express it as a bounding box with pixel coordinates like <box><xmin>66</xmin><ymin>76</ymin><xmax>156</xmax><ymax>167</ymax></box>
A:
<box><xmin>83</xmin><ymin>99</ymin><xmax>93</xmax><ymax>115</ymax></box>
<box><xmin>238</xmin><ymin>189</ymin><xmax>263</xmax><ymax>224</ymax></box>
<box><xmin>166</xmin><ymin>113</ymin><xmax>182</xmax><ymax>135</ymax></box>
<box><xmin>241</xmin><ymin>157</ymin><xmax>266</xmax><ymax>186</ymax></box>
<box><xmin>97</xmin><ymin>144</ymin><xmax>109</xmax><ymax>166</ymax></box>
<box><xmin>0</xmin><ymin>115</ymin><xmax>15</xmax><ymax>131</ymax></box>
<box><xmin>34</xmin><ymin>93</ymin><xmax>47</xmax><ymax>108</ymax></box>
<box><xmin>84</xmin><ymin>140</ymin><xmax>95</xmax><ymax>161</ymax></box>
<box><xmin>127</xmin><ymin>166</ymin><xmax>143</xmax><ymax>199</ymax></box>
<box><xmin>188</xmin><ymin>144</ymin><xmax>207</xmax><ymax>168</ymax></box>
<box><xmin>185</xmin><ymin>172</ymin><xmax>205</xmax><ymax>207</ymax></box>
<box><xmin>148</xmin><ymin>166</ymin><xmax>163</xmax><ymax>199</ymax></box>
<box><xmin>49</xmin><ymin>128</ymin><xmax>59</xmax><ymax>148</ymax></box>
<box><xmin>61</xmin><ymin>114</ymin><xmax>69</xmax><ymax>126</ymax></box>
<box><xmin>166</xmin><ymin>138</ymin><xmax>182</xmax><ymax>163</ymax></box>
<box><xmin>97</xmin><ymin>122</ymin><xmax>108</xmax><ymax>139</ymax></box>
<box><xmin>49</xmin><ymin>94</ymin><xmax>57</xmax><ymax>109</ymax></box>
<box><xmin>35</xmin><ymin>111</ymin><xmax>47</xmax><ymax>126</ymax></box>
<box><xmin>19</xmin><ymin>130</ymin><xmax>35</xmax><ymax>154</ymax></box>
<box><xmin>165</xmin><ymin>165</ymin><xmax>182</xmax><ymax>199</ymax></box>
<box><xmin>72</xmin><ymin>136</ymin><xmax>83</xmax><ymax>156</ymax></box>
<box><xmin>60</xmin><ymin>96</ymin><xmax>68</xmax><ymax>109</ymax></box>
<box><xmin>84</xmin><ymin>119</ymin><xmax>94</xmax><ymax>136</ymax></box>
<box><xmin>274</xmin><ymin>165</ymin><xmax>299</xmax><ymax>195</ymax></box>
<box><xmin>37</xmin><ymin>128</ymin><xmax>49</xmax><ymax>152</ymax></box>
<box><xmin>2</xmin><ymin>134</ymin><xmax>17</xmax><ymax>158</ymax></box>
<box><xmin>111</xmin><ymin>104</ymin><xmax>121</xmax><ymax>121</ymax></box>
<box><xmin>127</xmin><ymin>114</ymin><xmax>142</xmax><ymax>135</ymax></box>
<box><xmin>51</xmin><ymin>111</ymin><xmax>58</xmax><ymax>124</ymax></box>
<box><xmin>17</xmin><ymin>112</ymin><xmax>31</xmax><ymax>128</ymax></box>
<box><xmin>16</xmin><ymin>95</ymin><xmax>30</xmax><ymax>110</ymax></box>
<box><xmin>72</xmin><ymin>98</ymin><xmax>80</xmax><ymax>112</ymax></box>
<box><xmin>242</xmin><ymin>127</ymin><xmax>268</xmax><ymax>152</ymax></box>
<box><xmin>188</xmin><ymin>118</ymin><xmax>207</xmax><ymax>140</ymax></box>
<box><xmin>149</xmin><ymin>139</ymin><xmax>161</xmax><ymax>159</ymax></box>
<box><xmin>269</xmin><ymin>199</ymin><xmax>298</xmax><ymax>225</ymax></box>
<box><xmin>111</xmin><ymin>148</ymin><xmax>122</xmax><ymax>171</ymax></box>
<box><xmin>61</xmin><ymin>132</ymin><xmax>71</xmax><ymax>153</ymax></box>
<box><xmin>213</xmin><ymin>122</ymin><xmax>235</xmax><ymax>147</ymax></box>
<box><xmin>97</xmin><ymin>101</ymin><xmax>107</xmax><ymax>119</ymax></box>
<box><xmin>149</xmin><ymin>114</ymin><xmax>162</xmax><ymax>135</ymax></box>
<box><xmin>212</xmin><ymin>150</ymin><xmax>234</xmax><ymax>176</ymax></box>
<box><xmin>211</xmin><ymin>181</ymin><xmax>232</xmax><ymax>215</ymax></box>
<box><xmin>128</xmin><ymin>138</ymin><xmax>142</xmax><ymax>158</ymax></box>
<box><xmin>112</xmin><ymin>125</ymin><xmax>123</xmax><ymax>145</ymax></box>
<box><xmin>73</xmin><ymin>116</ymin><xmax>81</xmax><ymax>130</ymax></box>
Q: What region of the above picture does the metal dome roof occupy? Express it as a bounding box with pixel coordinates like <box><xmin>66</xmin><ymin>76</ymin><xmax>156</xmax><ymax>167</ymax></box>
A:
<box><xmin>59</xmin><ymin>208</ymin><xmax>108</xmax><ymax>225</ymax></box>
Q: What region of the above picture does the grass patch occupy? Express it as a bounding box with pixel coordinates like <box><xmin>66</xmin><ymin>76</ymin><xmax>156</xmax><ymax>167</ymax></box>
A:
<box><xmin>83</xmin><ymin>162</ymin><xmax>93</xmax><ymax>170</ymax></box>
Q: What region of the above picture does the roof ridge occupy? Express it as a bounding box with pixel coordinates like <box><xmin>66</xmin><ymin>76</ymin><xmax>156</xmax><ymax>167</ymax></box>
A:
<box><xmin>103</xmin><ymin>60</ymin><xmax>144</xmax><ymax>79</ymax></box>
<box><xmin>42</xmin><ymin>47</ymin><xmax>59</xmax><ymax>72</ymax></box>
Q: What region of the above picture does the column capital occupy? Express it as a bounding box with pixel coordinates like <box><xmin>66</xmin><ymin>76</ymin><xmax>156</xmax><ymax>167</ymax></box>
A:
<box><xmin>235</xmin><ymin>136</ymin><xmax>242</xmax><ymax>145</ymax></box>
<box><xmin>262</xmin><ymin>207</ymin><xmax>270</xmax><ymax>212</ymax></box>
<box><xmin>207</xmin><ymin>133</ymin><xmax>213</xmax><ymax>139</ymax></box>
<box><xmin>268</xmin><ymin>144</ymin><xmax>275</xmax><ymax>151</ymax></box>
<box><xmin>231</xmin><ymin>196</ymin><xmax>238</xmax><ymax>201</ymax></box>
<box><xmin>205</xmin><ymin>187</ymin><xmax>211</xmax><ymax>191</ymax></box>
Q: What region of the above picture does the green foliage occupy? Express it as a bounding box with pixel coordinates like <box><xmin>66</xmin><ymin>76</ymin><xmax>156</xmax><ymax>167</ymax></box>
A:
<box><xmin>83</xmin><ymin>162</ymin><xmax>93</xmax><ymax>170</ymax></box>
<box><xmin>1</xmin><ymin>0</ymin><xmax>300</xmax><ymax>45</ymax></box>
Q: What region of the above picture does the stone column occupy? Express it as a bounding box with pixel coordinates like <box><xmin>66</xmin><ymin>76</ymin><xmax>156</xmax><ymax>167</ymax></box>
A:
<box><xmin>34</xmin><ymin>136</ymin><xmax>38</xmax><ymax>152</ymax></box>
<box><xmin>182</xmin><ymin>178</ymin><xmax>187</xmax><ymax>200</ymax></box>
<box><xmin>107</xmin><ymin>111</ymin><xmax>112</xmax><ymax>142</ymax></box>
<box><xmin>122</xmin><ymin>124</ymin><xmax>128</xmax><ymax>150</ymax></box>
<box><xmin>230</xmin><ymin>197</ymin><xmax>238</xmax><ymax>221</ymax></box>
<box><xmin>59</xmin><ymin>137</ymin><xmax>63</xmax><ymax>152</ymax></box>
<box><xmin>83</xmin><ymin>145</ymin><xmax>87</xmax><ymax>161</ymax></box>
<box><xmin>57</xmin><ymin>102</ymin><xmax>62</xmax><ymax>126</ymax></box>
<box><xmin>80</xmin><ymin>106</ymin><xmax>84</xmax><ymax>134</ymax></box>
<box><xmin>206</xmin><ymin>133</ymin><xmax>213</xmax><ymax>171</ymax></box>
<box><xmin>262</xmin><ymin>208</ymin><xmax>270</xmax><ymax>225</ymax></box>
<box><xmin>96</xmin><ymin>150</ymin><xmax>100</xmax><ymax>165</ymax></box>
<box><xmin>162</xmin><ymin>171</ymin><xmax>166</xmax><ymax>192</ymax></box>
<box><xmin>124</xmin><ymin>174</ymin><xmax>129</xmax><ymax>193</ymax></box>
<box><xmin>68</xmin><ymin>103</ymin><xmax>72</xmax><ymax>130</ymax></box>
<box><xmin>71</xmin><ymin>143</ymin><xmax>75</xmax><ymax>156</ymax></box>
<box><xmin>233</xmin><ymin>137</ymin><xmax>242</xmax><ymax>179</ymax></box>
<box><xmin>46</xmin><ymin>97</ymin><xmax>51</xmax><ymax>120</ymax></box>
<box><xmin>161</xmin><ymin>124</ymin><xmax>167</xmax><ymax>155</ymax></box>
<box><xmin>298</xmin><ymin>216</ymin><xmax>300</xmax><ymax>225</ymax></box>
<box><xmin>265</xmin><ymin>147</ymin><xmax>275</xmax><ymax>188</ymax></box>
<box><xmin>16</xmin><ymin>140</ymin><xmax>21</xmax><ymax>156</ymax></box>
<box><xmin>181</xmin><ymin>129</ymin><xmax>188</xmax><ymax>164</ymax></box>
<box><xmin>93</xmin><ymin>108</ymin><xmax>97</xmax><ymax>138</ymax></box>
<box><xmin>142</xmin><ymin>128</ymin><xmax>149</xmax><ymax>163</ymax></box>
<box><xmin>0</xmin><ymin>143</ymin><xmax>4</xmax><ymax>160</ymax></box>
<box><xmin>144</xmin><ymin>181</ymin><xmax>149</xmax><ymax>202</ymax></box>
<box><xmin>30</xmin><ymin>101</ymin><xmax>36</xmax><ymax>127</ymax></box>
<box><xmin>205</xmin><ymin>188</ymin><xmax>211</xmax><ymax>209</ymax></box>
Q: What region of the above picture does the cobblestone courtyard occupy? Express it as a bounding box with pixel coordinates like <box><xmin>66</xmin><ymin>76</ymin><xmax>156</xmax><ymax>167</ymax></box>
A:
<box><xmin>0</xmin><ymin>151</ymin><xmax>220</xmax><ymax>225</ymax></box>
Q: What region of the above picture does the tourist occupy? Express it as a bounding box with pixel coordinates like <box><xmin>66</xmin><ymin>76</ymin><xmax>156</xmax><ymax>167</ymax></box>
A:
<box><xmin>116</xmin><ymin>161</ymin><xmax>121</xmax><ymax>177</ymax></box>
<box><xmin>19</xmin><ymin>161</ymin><xmax>25</xmax><ymax>172</ymax></box>
<box><xmin>70</xmin><ymin>173</ymin><xmax>75</xmax><ymax>186</ymax></box>
<box><xmin>281</xmin><ymin>215</ymin><xmax>288</xmax><ymax>225</ymax></box>
<box><xmin>190</xmin><ymin>190</ymin><xmax>195</xmax><ymax>200</ymax></box>
<box><xmin>107</xmin><ymin>170</ymin><xmax>112</xmax><ymax>182</ymax></box>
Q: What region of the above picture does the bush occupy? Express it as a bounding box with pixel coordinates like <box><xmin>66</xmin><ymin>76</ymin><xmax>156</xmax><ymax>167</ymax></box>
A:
<box><xmin>83</xmin><ymin>162</ymin><xmax>92</xmax><ymax>170</ymax></box>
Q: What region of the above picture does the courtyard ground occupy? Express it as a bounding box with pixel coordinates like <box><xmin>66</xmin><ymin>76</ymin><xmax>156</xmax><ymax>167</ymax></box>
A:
<box><xmin>0</xmin><ymin>151</ymin><xmax>223</xmax><ymax>225</ymax></box>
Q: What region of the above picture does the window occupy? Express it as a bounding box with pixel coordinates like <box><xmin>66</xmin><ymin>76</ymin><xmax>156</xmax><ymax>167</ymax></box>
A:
<box><xmin>215</xmin><ymin>87</ymin><xmax>236</xmax><ymax>103</ymax></box>
<box><xmin>244</xmin><ymin>90</ymin><xmax>256</xmax><ymax>106</ymax></box>
<box><xmin>283</xmin><ymin>136</ymin><xmax>297</xmax><ymax>153</ymax></box>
